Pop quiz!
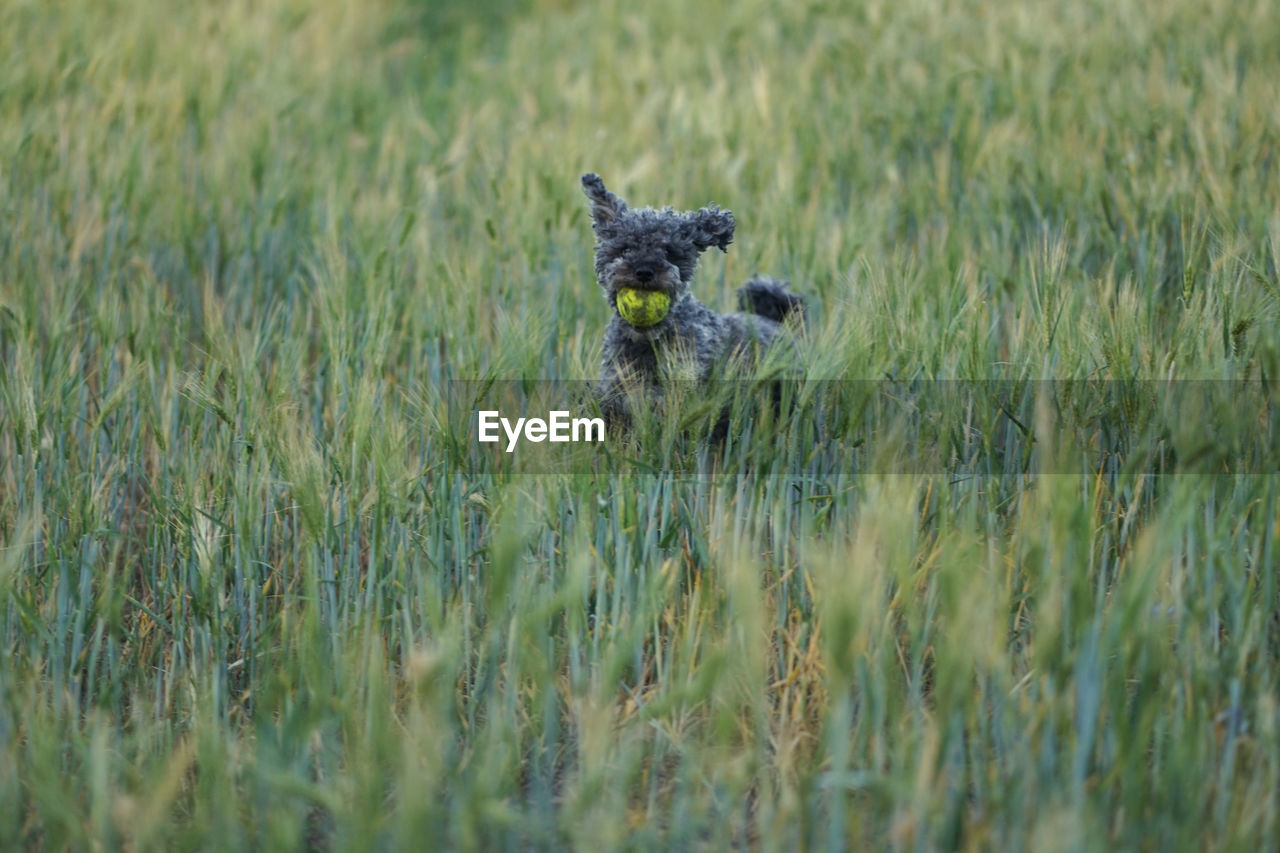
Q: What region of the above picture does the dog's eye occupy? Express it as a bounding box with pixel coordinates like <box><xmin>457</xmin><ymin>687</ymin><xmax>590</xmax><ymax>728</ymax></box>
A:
<box><xmin>665</xmin><ymin>250</ymin><xmax>682</xmax><ymax>266</ymax></box>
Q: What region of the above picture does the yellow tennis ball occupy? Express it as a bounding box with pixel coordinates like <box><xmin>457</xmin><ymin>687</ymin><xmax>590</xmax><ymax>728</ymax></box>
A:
<box><xmin>616</xmin><ymin>287</ymin><xmax>671</xmax><ymax>327</ymax></box>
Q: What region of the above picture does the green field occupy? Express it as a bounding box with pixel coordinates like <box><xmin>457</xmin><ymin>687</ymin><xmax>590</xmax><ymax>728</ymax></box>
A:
<box><xmin>2</xmin><ymin>0</ymin><xmax>1279</xmax><ymax>848</ymax></box>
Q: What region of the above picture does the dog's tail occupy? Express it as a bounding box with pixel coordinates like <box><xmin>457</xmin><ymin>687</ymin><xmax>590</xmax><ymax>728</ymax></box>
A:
<box><xmin>738</xmin><ymin>276</ymin><xmax>805</xmax><ymax>326</ymax></box>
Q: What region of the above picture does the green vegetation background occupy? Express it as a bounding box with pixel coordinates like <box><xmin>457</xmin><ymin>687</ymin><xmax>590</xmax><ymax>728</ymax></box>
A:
<box><xmin>1</xmin><ymin>0</ymin><xmax>1279</xmax><ymax>848</ymax></box>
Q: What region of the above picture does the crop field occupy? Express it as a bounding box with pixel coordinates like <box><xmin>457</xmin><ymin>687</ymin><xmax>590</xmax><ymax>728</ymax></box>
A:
<box><xmin>2</xmin><ymin>0</ymin><xmax>1279</xmax><ymax>848</ymax></box>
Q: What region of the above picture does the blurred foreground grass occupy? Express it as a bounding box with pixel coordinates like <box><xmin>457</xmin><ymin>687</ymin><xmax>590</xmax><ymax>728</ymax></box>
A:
<box><xmin>2</xmin><ymin>0</ymin><xmax>1279</xmax><ymax>848</ymax></box>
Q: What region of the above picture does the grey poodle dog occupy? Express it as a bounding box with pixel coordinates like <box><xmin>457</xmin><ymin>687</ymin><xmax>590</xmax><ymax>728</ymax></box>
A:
<box><xmin>581</xmin><ymin>173</ymin><xmax>804</xmax><ymax>423</ymax></box>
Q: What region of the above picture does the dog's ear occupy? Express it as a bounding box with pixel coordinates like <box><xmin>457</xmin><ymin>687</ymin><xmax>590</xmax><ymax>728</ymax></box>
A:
<box><xmin>581</xmin><ymin>173</ymin><xmax>627</xmax><ymax>230</ymax></box>
<box><xmin>686</xmin><ymin>205</ymin><xmax>735</xmax><ymax>252</ymax></box>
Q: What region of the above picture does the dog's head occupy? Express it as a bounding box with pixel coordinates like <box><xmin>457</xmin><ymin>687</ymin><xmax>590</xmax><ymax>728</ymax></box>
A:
<box><xmin>581</xmin><ymin>173</ymin><xmax>735</xmax><ymax>327</ymax></box>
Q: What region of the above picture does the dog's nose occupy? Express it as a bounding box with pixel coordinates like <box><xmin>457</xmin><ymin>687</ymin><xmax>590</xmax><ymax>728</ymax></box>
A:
<box><xmin>635</xmin><ymin>266</ymin><xmax>655</xmax><ymax>283</ymax></box>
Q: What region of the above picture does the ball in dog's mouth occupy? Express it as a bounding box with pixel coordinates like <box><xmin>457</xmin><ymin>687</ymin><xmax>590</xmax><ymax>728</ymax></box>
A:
<box><xmin>615</xmin><ymin>287</ymin><xmax>671</xmax><ymax>327</ymax></box>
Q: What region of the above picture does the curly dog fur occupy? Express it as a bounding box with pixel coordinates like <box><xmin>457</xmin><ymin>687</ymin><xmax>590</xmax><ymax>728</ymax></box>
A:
<box><xmin>581</xmin><ymin>173</ymin><xmax>804</xmax><ymax>420</ymax></box>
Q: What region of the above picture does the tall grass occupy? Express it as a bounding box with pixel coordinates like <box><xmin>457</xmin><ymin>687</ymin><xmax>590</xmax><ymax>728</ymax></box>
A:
<box><xmin>2</xmin><ymin>0</ymin><xmax>1279</xmax><ymax>848</ymax></box>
